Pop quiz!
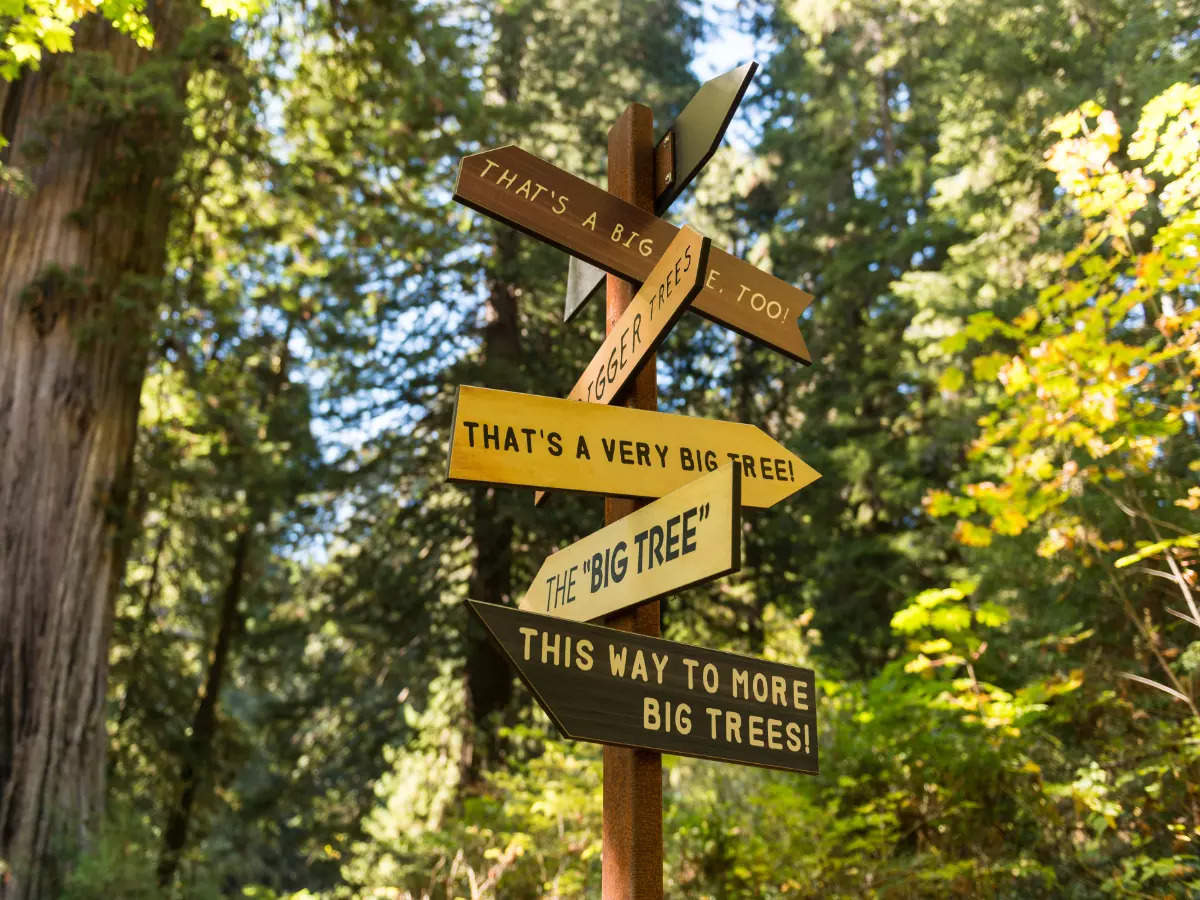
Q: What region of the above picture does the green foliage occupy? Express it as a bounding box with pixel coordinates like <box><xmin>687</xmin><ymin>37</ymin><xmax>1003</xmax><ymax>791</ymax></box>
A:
<box><xmin>343</xmin><ymin>701</ymin><xmax>603</xmax><ymax>897</ymax></box>
<box><xmin>85</xmin><ymin>0</ymin><xmax>1200</xmax><ymax>897</ymax></box>
<box><xmin>878</xmin><ymin>78</ymin><xmax>1200</xmax><ymax>896</ymax></box>
<box><xmin>929</xmin><ymin>82</ymin><xmax>1200</xmax><ymax>715</ymax></box>
<box><xmin>0</xmin><ymin>0</ymin><xmax>259</xmax><ymax>80</ymax></box>
<box><xmin>1</xmin><ymin>0</ymin><xmax>152</xmax><ymax>80</ymax></box>
<box><xmin>59</xmin><ymin>802</ymin><xmax>224</xmax><ymax>900</ymax></box>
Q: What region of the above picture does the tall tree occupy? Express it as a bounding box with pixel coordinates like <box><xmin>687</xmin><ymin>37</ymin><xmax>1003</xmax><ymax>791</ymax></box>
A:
<box><xmin>102</xmin><ymin>0</ymin><xmax>475</xmax><ymax>888</ymax></box>
<box><xmin>0</xmin><ymin>7</ymin><xmax>243</xmax><ymax>894</ymax></box>
<box><xmin>748</xmin><ymin>0</ymin><xmax>1199</xmax><ymax>673</ymax></box>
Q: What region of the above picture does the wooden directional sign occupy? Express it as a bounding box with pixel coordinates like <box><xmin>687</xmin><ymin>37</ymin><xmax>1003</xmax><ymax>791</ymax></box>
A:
<box><xmin>521</xmin><ymin>465</ymin><xmax>740</xmax><ymax>622</ymax></box>
<box><xmin>469</xmin><ymin>600</ymin><xmax>819</xmax><ymax>774</ymax></box>
<box><xmin>566</xmin><ymin>61</ymin><xmax>760</xmax><ymax>321</ymax></box>
<box><xmin>447</xmin><ymin>385</ymin><xmax>819</xmax><ymax>509</ymax></box>
<box><xmin>452</xmin><ymin>145</ymin><xmax>813</xmax><ymax>364</ymax></box>
<box><xmin>567</xmin><ymin>226</ymin><xmax>708</xmax><ymax>405</ymax></box>
<box><xmin>654</xmin><ymin>61</ymin><xmax>759</xmax><ymax>213</ymax></box>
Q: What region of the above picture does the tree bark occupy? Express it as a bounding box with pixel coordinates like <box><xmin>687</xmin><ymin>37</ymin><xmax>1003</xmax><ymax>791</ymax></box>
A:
<box><xmin>0</xmin><ymin>11</ymin><xmax>191</xmax><ymax>898</ymax></box>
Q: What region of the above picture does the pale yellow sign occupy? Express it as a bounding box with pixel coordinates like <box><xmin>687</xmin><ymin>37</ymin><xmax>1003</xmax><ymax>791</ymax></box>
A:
<box><xmin>520</xmin><ymin>466</ymin><xmax>741</xmax><ymax>622</ymax></box>
<box><xmin>447</xmin><ymin>385</ymin><xmax>820</xmax><ymax>508</ymax></box>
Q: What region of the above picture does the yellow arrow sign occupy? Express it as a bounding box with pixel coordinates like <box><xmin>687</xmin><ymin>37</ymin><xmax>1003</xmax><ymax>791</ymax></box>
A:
<box><xmin>568</xmin><ymin>225</ymin><xmax>708</xmax><ymax>404</ymax></box>
<box><xmin>521</xmin><ymin>466</ymin><xmax>741</xmax><ymax>622</ymax></box>
<box><xmin>447</xmin><ymin>385</ymin><xmax>819</xmax><ymax>509</ymax></box>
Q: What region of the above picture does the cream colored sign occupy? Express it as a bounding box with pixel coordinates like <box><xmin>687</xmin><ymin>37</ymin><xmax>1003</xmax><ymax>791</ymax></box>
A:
<box><xmin>446</xmin><ymin>385</ymin><xmax>820</xmax><ymax>509</ymax></box>
<box><xmin>520</xmin><ymin>466</ymin><xmax>740</xmax><ymax>622</ymax></box>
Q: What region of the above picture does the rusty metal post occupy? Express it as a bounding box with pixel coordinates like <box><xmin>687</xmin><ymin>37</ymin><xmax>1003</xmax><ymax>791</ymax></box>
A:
<box><xmin>601</xmin><ymin>102</ymin><xmax>663</xmax><ymax>899</ymax></box>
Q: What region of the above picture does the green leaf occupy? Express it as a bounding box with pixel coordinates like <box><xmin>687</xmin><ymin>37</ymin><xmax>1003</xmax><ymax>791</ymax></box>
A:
<box><xmin>951</xmin><ymin>496</ymin><xmax>978</xmax><ymax>518</ymax></box>
<box><xmin>11</xmin><ymin>40</ymin><xmax>41</xmax><ymax>64</ymax></box>
<box><xmin>891</xmin><ymin>605</ymin><xmax>930</xmax><ymax>633</ymax></box>
<box><xmin>930</xmin><ymin>606</ymin><xmax>972</xmax><ymax>633</ymax></box>
<box><xmin>975</xmin><ymin>602</ymin><xmax>1011</xmax><ymax>627</ymax></box>
<box><xmin>926</xmin><ymin>490</ymin><xmax>955</xmax><ymax>517</ymax></box>
<box><xmin>972</xmin><ymin>352</ymin><xmax>1008</xmax><ymax>382</ymax></box>
<box><xmin>963</xmin><ymin>314</ymin><xmax>997</xmax><ymax>341</ymax></box>
<box><xmin>941</xmin><ymin>331</ymin><xmax>968</xmax><ymax>354</ymax></box>
<box><xmin>202</xmin><ymin>0</ymin><xmax>262</xmax><ymax>18</ymax></box>
<box><xmin>39</xmin><ymin>20</ymin><xmax>73</xmax><ymax>53</ymax></box>
<box><xmin>939</xmin><ymin>367</ymin><xmax>965</xmax><ymax>392</ymax></box>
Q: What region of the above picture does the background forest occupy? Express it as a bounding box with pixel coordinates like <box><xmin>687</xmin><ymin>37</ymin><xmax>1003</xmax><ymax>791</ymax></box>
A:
<box><xmin>1</xmin><ymin>0</ymin><xmax>1199</xmax><ymax>897</ymax></box>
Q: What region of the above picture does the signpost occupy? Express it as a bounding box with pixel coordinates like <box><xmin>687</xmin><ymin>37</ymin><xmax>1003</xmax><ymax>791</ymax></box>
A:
<box><xmin>446</xmin><ymin>384</ymin><xmax>819</xmax><ymax>509</ymax></box>
<box><xmin>598</xmin><ymin>105</ymin><xmax>663</xmax><ymax>899</ymax></box>
<box><xmin>453</xmin><ymin>145</ymin><xmax>813</xmax><ymax>364</ymax></box>
<box><xmin>469</xmin><ymin>600</ymin><xmax>819</xmax><ymax>774</ymax></box>
<box><xmin>447</xmin><ymin>66</ymin><xmax>822</xmax><ymax>899</ymax></box>
<box><xmin>565</xmin><ymin>62</ymin><xmax>760</xmax><ymax>322</ymax></box>
<box><xmin>520</xmin><ymin>465</ymin><xmax>741</xmax><ymax>623</ymax></box>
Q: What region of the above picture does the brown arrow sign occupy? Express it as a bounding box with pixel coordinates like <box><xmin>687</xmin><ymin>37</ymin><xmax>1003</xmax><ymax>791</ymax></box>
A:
<box><xmin>453</xmin><ymin>145</ymin><xmax>813</xmax><ymax>364</ymax></box>
<box><xmin>469</xmin><ymin>600</ymin><xmax>819</xmax><ymax>774</ymax></box>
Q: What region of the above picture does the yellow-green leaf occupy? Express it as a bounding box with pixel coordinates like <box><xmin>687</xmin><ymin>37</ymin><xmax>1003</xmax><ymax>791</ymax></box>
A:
<box><xmin>939</xmin><ymin>367</ymin><xmax>965</xmax><ymax>392</ymax></box>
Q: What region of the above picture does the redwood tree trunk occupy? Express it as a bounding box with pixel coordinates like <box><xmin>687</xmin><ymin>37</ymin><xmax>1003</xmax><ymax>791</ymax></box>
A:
<box><xmin>0</xmin><ymin>12</ymin><xmax>190</xmax><ymax>898</ymax></box>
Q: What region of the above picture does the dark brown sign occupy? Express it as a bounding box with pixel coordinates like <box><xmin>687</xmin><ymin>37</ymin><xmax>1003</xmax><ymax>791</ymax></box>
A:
<box><xmin>656</xmin><ymin>61</ymin><xmax>759</xmax><ymax>214</ymax></box>
<box><xmin>469</xmin><ymin>600</ymin><xmax>819</xmax><ymax>774</ymax></box>
<box><xmin>565</xmin><ymin>61</ymin><xmax>761</xmax><ymax>320</ymax></box>
<box><xmin>453</xmin><ymin>145</ymin><xmax>813</xmax><ymax>365</ymax></box>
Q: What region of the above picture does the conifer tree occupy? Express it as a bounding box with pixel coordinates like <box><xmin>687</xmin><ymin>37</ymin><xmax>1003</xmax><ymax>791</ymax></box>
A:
<box><xmin>0</xmin><ymin>7</ymin><xmax>245</xmax><ymax>894</ymax></box>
